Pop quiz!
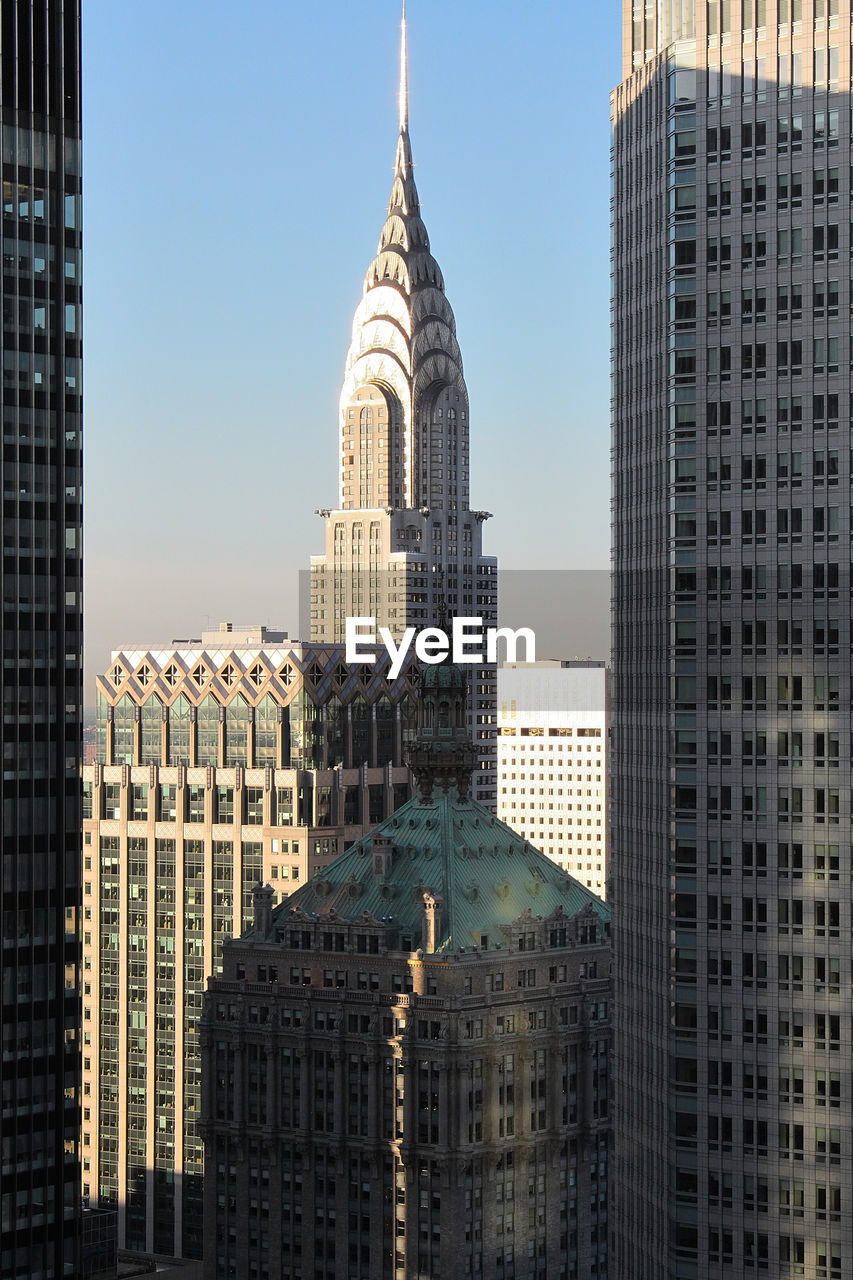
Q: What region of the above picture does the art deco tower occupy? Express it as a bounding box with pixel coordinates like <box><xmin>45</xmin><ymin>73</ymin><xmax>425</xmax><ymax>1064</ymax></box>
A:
<box><xmin>0</xmin><ymin>3</ymin><xmax>83</xmax><ymax>1277</ymax></box>
<box><xmin>311</xmin><ymin>6</ymin><xmax>498</xmax><ymax>805</ymax></box>
<box><xmin>613</xmin><ymin>2</ymin><xmax>853</xmax><ymax>1277</ymax></box>
<box><xmin>82</xmin><ymin>626</ymin><xmax>418</xmax><ymax>1259</ymax></box>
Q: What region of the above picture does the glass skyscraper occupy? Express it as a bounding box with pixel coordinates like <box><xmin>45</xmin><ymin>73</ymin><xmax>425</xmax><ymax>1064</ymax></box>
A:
<box><xmin>0</xmin><ymin>2</ymin><xmax>83</xmax><ymax>1278</ymax></box>
<box><xmin>612</xmin><ymin>2</ymin><xmax>853</xmax><ymax>1276</ymax></box>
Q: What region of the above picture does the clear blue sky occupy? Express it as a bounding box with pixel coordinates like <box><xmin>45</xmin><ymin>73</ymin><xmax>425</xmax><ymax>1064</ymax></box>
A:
<box><xmin>82</xmin><ymin>0</ymin><xmax>621</xmax><ymax>700</ymax></box>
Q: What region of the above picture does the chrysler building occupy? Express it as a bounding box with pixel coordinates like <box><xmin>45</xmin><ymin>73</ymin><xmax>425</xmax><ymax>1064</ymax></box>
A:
<box><xmin>311</xmin><ymin>5</ymin><xmax>497</xmax><ymax>804</ymax></box>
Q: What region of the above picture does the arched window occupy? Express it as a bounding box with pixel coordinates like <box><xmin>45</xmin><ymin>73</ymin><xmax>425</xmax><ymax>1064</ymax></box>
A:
<box><xmin>112</xmin><ymin>694</ymin><xmax>135</xmax><ymax>765</ymax></box>
<box><xmin>376</xmin><ymin>697</ymin><xmax>394</xmax><ymax>766</ymax></box>
<box><xmin>438</xmin><ymin>699</ymin><xmax>451</xmax><ymax>732</ymax></box>
<box><xmin>299</xmin><ymin>696</ymin><xmax>323</xmax><ymax>770</ymax></box>
<box><xmin>197</xmin><ymin>695</ymin><xmax>219</xmax><ymax>766</ymax></box>
<box><xmin>288</xmin><ymin>690</ymin><xmax>307</xmax><ymax>769</ymax></box>
<box><xmin>224</xmin><ymin>694</ymin><xmax>249</xmax><ymax>766</ymax></box>
<box><xmin>351</xmin><ymin>696</ymin><xmax>370</xmax><ymax>766</ymax></box>
<box><xmin>326</xmin><ymin>697</ymin><xmax>346</xmax><ymax>768</ymax></box>
<box><xmin>168</xmin><ymin>695</ymin><xmax>191</xmax><ymax>766</ymax></box>
<box><xmin>140</xmin><ymin>696</ymin><xmax>162</xmax><ymax>765</ymax></box>
<box><xmin>401</xmin><ymin>694</ymin><xmax>419</xmax><ymax>748</ymax></box>
<box><xmin>254</xmin><ymin>693</ymin><xmax>278</xmax><ymax>766</ymax></box>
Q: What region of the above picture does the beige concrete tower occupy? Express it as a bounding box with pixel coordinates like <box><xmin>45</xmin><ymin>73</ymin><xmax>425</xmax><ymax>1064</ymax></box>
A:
<box><xmin>311</xmin><ymin>5</ymin><xmax>498</xmax><ymax>805</ymax></box>
<box><xmin>81</xmin><ymin>626</ymin><xmax>419</xmax><ymax>1259</ymax></box>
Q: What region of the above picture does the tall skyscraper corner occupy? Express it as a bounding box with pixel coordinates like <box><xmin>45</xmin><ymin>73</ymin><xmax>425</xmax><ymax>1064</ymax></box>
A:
<box><xmin>0</xmin><ymin>3</ymin><xmax>84</xmax><ymax>1278</ymax></box>
<box><xmin>613</xmin><ymin>2</ymin><xmax>853</xmax><ymax>1277</ymax></box>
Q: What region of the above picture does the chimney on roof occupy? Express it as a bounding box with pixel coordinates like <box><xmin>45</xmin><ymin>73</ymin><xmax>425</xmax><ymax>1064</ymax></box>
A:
<box><xmin>421</xmin><ymin>890</ymin><xmax>443</xmax><ymax>954</ymax></box>
<box><xmin>372</xmin><ymin>833</ymin><xmax>394</xmax><ymax>878</ymax></box>
<box><xmin>252</xmin><ymin>883</ymin><xmax>275</xmax><ymax>937</ymax></box>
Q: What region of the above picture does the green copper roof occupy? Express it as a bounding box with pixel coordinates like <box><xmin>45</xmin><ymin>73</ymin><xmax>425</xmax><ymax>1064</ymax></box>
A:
<box><xmin>422</xmin><ymin>661</ymin><xmax>464</xmax><ymax>689</ymax></box>
<box><xmin>267</xmin><ymin>786</ymin><xmax>609</xmax><ymax>953</ymax></box>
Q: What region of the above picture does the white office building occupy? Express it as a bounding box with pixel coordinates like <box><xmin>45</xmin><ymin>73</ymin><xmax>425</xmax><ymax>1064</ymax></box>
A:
<box><xmin>497</xmin><ymin>661</ymin><xmax>607</xmax><ymax>896</ymax></box>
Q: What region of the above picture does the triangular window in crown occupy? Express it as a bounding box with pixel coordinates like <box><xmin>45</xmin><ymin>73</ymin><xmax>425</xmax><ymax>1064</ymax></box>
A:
<box><xmin>220</xmin><ymin>663</ymin><xmax>239</xmax><ymax>688</ymax></box>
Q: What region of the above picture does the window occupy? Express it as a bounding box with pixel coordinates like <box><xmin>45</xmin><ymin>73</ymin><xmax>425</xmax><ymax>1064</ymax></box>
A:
<box><xmin>159</xmin><ymin>785</ymin><xmax>177</xmax><ymax>822</ymax></box>
<box><xmin>254</xmin><ymin>693</ymin><xmax>278</xmax><ymax>766</ymax></box>
<box><xmin>197</xmin><ymin>695</ymin><xmax>219</xmax><ymax>766</ymax></box>
<box><xmin>167</xmin><ymin>694</ymin><xmax>191</xmax><ymax>765</ymax></box>
<box><xmin>186</xmin><ymin>785</ymin><xmax>206</xmax><ymax>824</ymax></box>
<box><xmin>216</xmin><ymin>787</ymin><xmax>234</xmax><ymax>824</ymax></box>
<box><xmin>140</xmin><ymin>695</ymin><xmax>162</xmax><ymax>765</ymax></box>
<box><xmin>130</xmin><ymin>783</ymin><xmax>148</xmax><ymax>822</ymax></box>
<box><xmin>245</xmin><ymin>787</ymin><xmax>264</xmax><ymax>825</ymax></box>
<box><xmin>276</xmin><ymin>787</ymin><xmax>294</xmax><ymax>826</ymax></box>
<box><xmin>112</xmin><ymin>694</ymin><xmax>135</xmax><ymax>765</ymax></box>
<box><xmin>224</xmin><ymin>695</ymin><xmax>248</xmax><ymax>766</ymax></box>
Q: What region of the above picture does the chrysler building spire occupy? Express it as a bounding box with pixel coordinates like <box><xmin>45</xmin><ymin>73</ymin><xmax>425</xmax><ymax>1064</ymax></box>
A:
<box><xmin>399</xmin><ymin>0</ymin><xmax>408</xmax><ymax>134</ymax></box>
<box><xmin>310</xmin><ymin>4</ymin><xmax>498</xmax><ymax>807</ymax></box>
<box><xmin>336</xmin><ymin>3</ymin><xmax>467</xmax><ymax>513</ymax></box>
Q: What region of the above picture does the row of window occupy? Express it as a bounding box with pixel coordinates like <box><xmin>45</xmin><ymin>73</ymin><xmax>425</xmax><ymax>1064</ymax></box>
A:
<box><xmin>96</xmin><ymin>691</ymin><xmax>416</xmax><ymax>769</ymax></box>
<box><xmin>85</xmin><ymin>777</ymin><xmax>409</xmax><ymax>829</ymax></box>
<box><xmin>677</xmin><ymin>668</ymin><xmax>848</xmax><ymax>706</ymax></box>
<box><xmin>665</xmin><ymin>53</ymin><xmax>847</xmax><ymax>116</ymax></box>
<box><xmin>674</xmin><ymin>837</ymin><xmax>843</xmax><ymax>876</ymax></box>
<box><xmin>699</xmin><ymin>396</ymin><xmax>845</xmax><ymax>436</ymax></box>
<box><xmin>1</xmin><ymin>125</ymin><xmax>81</xmax><ymax>173</ymax></box>
<box><xmin>676</xmin><ymin>445</ymin><xmax>853</xmax><ymax>483</ymax></box>
<box><xmin>669</xmin><ymin>213</ymin><xmax>853</xmax><ymax>273</ymax></box>
<box><xmin>675</xmin><ymin>1230</ymin><xmax>843</xmax><ymax>1275</ymax></box>
<box><xmin>692</xmin><ymin>112</ymin><xmax>844</xmax><ymax>161</ymax></box>
<box><xmin>677</xmin><ymin>784</ymin><xmax>853</xmax><ymax>819</ymax></box>
<box><xmin>500</xmin><ymin>727</ymin><xmax>603</xmax><ymax>739</ymax></box>
<box><xmin>1</xmin><ymin>181</ymin><xmax>79</xmax><ymax>227</ymax></box>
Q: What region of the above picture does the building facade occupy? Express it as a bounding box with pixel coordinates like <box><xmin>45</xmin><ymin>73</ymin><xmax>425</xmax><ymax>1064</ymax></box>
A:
<box><xmin>310</xmin><ymin>7</ymin><xmax>498</xmax><ymax>806</ymax></box>
<box><xmin>497</xmin><ymin>662</ymin><xmax>607</xmax><ymax>896</ymax></box>
<box><xmin>0</xmin><ymin>3</ymin><xmax>83</xmax><ymax>1277</ymax></box>
<box><xmin>613</xmin><ymin>3</ymin><xmax>853</xmax><ymax>1277</ymax></box>
<box><xmin>201</xmin><ymin>663</ymin><xmax>611</xmax><ymax>1280</ymax></box>
<box><xmin>82</xmin><ymin>625</ymin><xmax>419</xmax><ymax>1258</ymax></box>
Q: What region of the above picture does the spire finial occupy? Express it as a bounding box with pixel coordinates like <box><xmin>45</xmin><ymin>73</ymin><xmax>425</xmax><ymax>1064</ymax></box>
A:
<box><xmin>399</xmin><ymin>0</ymin><xmax>408</xmax><ymax>134</ymax></box>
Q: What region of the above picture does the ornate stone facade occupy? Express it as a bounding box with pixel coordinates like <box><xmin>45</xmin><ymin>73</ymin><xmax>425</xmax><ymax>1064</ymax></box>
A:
<box><xmin>202</xmin><ymin>663</ymin><xmax>612</xmax><ymax>1280</ymax></box>
<box><xmin>202</xmin><ymin>842</ymin><xmax>610</xmax><ymax>1280</ymax></box>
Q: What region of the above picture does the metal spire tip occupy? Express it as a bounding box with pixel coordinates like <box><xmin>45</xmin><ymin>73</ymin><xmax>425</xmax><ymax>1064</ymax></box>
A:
<box><xmin>399</xmin><ymin>0</ymin><xmax>408</xmax><ymax>133</ymax></box>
